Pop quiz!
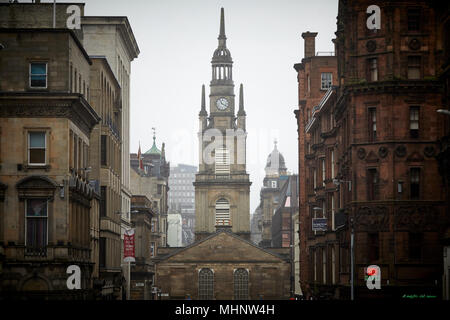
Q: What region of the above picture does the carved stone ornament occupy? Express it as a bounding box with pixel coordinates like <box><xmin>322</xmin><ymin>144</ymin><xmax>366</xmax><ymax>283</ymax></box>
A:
<box><xmin>357</xmin><ymin>148</ymin><xmax>366</xmax><ymax>160</ymax></box>
<box><xmin>424</xmin><ymin>146</ymin><xmax>436</xmax><ymax>158</ymax></box>
<box><xmin>409</xmin><ymin>38</ymin><xmax>421</xmax><ymax>51</ymax></box>
<box><xmin>395</xmin><ymin>206</ymin><xmax>439</xmax><ymax>232</ymax></box>
<box><xmin>355</xmin><ymin>206</ymin><xmax>389</xmax><ymax>232</ymax></box>
<box><xmin>395</xmin><ymin>145</ymin><xmax>407</xmax><ymax>158</ymax></box>
<box><xmin>366</xmin><ymin>40</ymin><xmax>377</xmax><ymax>52</ymax></box>
<box><xmin>378</xmin><ymin>146</ymin><xmax>388</xmax><ymax>158</ymax></box>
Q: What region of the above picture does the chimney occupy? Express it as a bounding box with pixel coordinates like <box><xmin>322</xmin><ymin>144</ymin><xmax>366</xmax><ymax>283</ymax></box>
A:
<box><xmin>301</xmin><ymin>31</ymin><xmax>318</xmax><ymax>58</ymax></box>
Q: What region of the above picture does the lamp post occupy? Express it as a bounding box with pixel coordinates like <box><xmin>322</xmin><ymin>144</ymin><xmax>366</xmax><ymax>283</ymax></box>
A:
<box><xmin>437</xmin><ymin>109</ymin><xmax>450</xmax><ymax>116</ymax></box>
<box><xmin>350</xmin><ymin>217</ymin><xmax>354</xmax><ymax>301</ymax></box>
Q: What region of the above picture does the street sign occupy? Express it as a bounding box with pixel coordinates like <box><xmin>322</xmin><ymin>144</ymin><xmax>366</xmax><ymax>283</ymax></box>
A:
<box><xmin>312</xmin><ymin>218</ymin><xmax>327</xmax><ymax>231</ymax></box>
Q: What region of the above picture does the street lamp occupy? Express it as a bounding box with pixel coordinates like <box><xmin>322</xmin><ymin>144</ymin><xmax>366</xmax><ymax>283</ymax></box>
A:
<box><xmin>333</xmin><ymin>178</ymin><xmax>352</xmax><ymax>191</ymax></box>
<box><xmin>437</xmin><ymin>109</ymin><xmax>450</xmax><ymax>116</ymax></box>
<box><xmin>350</xmin><ymin>217</ymin><xmax>355</xmax><ymax>301</ymax></box>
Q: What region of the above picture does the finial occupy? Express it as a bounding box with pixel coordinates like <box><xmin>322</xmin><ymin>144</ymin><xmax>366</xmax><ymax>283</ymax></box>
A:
<box><xmin>219</xmin><ymin>7</ymin><xmax>226</xmax><ymax>40</ymax></box>
<box><xmin>238</xmin><ymin>83</ymin><xmax>246</xmax><ymax>116</ymax></box>
<box><xmin>274</xmin><ymin>139</ymin><xmax>278</xmax><ymax>150</ymax></box>
<box><xmin>152</xmin><ymin>127</ymin><xmax>156</xmax><ymax>143</ymax></box>
<box><xmin>199</xmin><ymin>84</ymin><xmax>207</xmax><ymax>116</ymax></box>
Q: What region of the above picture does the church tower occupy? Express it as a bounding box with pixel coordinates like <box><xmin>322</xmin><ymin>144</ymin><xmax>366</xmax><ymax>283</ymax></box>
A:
<box><xmin>194</xmin><ymin>8</ymin><xmax>251</xmax><ymax>241</ymax></box>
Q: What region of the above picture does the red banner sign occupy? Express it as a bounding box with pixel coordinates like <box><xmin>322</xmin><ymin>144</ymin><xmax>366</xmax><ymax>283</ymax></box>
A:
<box><xmin>123</xmin><ymin>229</ymin><xmax>135</xmax><ymax>262</ymax></box>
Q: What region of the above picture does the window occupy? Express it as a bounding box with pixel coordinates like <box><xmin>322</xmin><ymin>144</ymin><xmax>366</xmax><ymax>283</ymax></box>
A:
<box><xmin>410</xmin><ymin>168</ymin><xmax>420</xmax><ymax>199</ymax></box>
<box><xmin>331</xmin><ymin>246</ymin><xmax>336</xmax><ymax>285</ymax></box>
<box><xmin>215</xmin><ymin>198</ymin><xmax>230</xmax><ymax>226</ymax></box>
<box><xmin>28</xmin><ymin>132</ymin><xmax>46</xmax><ymax>165</ymax></box>
<box><xmin>410</xmin><ymin>106</ymin><xmax>419</xmax><ymax>138</ymax></box>
<box><xmin>101</xmin><ymin>135</ymin><xmax>107</xmax><ymax>166</ymax></box>
<box><xmin>408</xmin><ymin>56</ymin><xmax>421</xmax><ymax>79</ymax></box>
<box><xmin>313</xmin><ymin>168</ymin><xmax>317</xmax><ymax>190</ymax></box>
<box><xmin>234</xmin><ymin>269</ymin><xmax>249</xmax><ymax>300</ymax></box>
<box><xmin>151</xmin><ymin>220</ymin><xmax>156</xmax><ymax>233</ymax></box>
<box><xmin>322</xmin><ymin>248</ymin><xmax>327</xmax><ymax>284</ymax></box>
<box><xmin>271</xmin><ymin>180</ymin><xmax>277</xmax><ymax>188</ymax></box>
<box><xmin>367</xmin><ymin>58</ymin><xmax>378</xmax><ymax>82</ymax></box>
<box><xmin>407</xmin><ymin>8</ymin><xmax>421</xmax><ymax>31</ymax></box>
<box><xmin>215</xmin><ymin>147</ymin><xmax>230</xmax><ymax>177</ymax></box>
<box><xmin>25</xmin><ymin>199</ymin><xmax>48</xmax><ymax>256</ymax></box>
<box><xmin>307</xmin><ymin>74</ymin><xmax>310</xmax><ymax>93</ymax></box>
<box><xmin>331</xmin><ymin>194</ymin><xmax>335</xmax><ymax>231</ymax></box>
<box><xmin>30</xmin><ymin>62</ymin><xmax>47</xmax><ymax>88</ymax></box>
<box><xmin>150</xmin><ymin>242</ymin><xmax>155</xmax><ymax>257</ymax></box>
<box><xmin>321</xmin><ymin>72</ymin><xmax>333</xmax><ymax>90</ymax></box>
<box><xmin>99</xmin><ymin>237</ymin><xmax>106</xmax><ymax>268</ymax></box>
<box><xmin>198</xmin><ymin>268</ymin><xmax>214</xmax><ymax>300</ymax></box>
<box><xmin>367</xmin><ymin>168</ymin><xmax>379</xmax><ymax>200</ymax></box>
<box><xmin>409</xmin><ymin>233</ymin><xmax>422</xmax><ymax>260</ymax></box>
<box><xmin>331</xmin><ymin>150</ymin><xmax>335</xmax><ymax>179</ymax></box>
<box><xmin>100</xmin><ymin>186</ymin><xmax>107</xmax><ymax>217</ymax></box>
<box><xmin>368</xmin><ymin>108</ymin><xmax>377</xmax><ymax>141</ymax></box>
<box><xmin>322</xmin><ymin>158</ymin><xmax>326</xmax><ymax>186</ymax></box>
<box><xmin>368</xmin><ymin>233</ymin><xmax>379</xmax><ymax>261</ymax></box>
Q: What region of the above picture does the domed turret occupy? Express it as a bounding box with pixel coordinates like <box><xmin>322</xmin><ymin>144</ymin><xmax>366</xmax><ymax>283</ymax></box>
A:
<box><xmin>211</xmin><ymin>8</ymin><xmax>233</xmax><ymax>85</ymax></box>
<box><xmin>265</xmin><ymin>140</ymin><xmax>287</xmax><ymax>176</ymax></box>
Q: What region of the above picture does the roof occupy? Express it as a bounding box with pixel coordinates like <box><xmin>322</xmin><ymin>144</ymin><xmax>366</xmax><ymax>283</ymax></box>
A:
<box><xmin>156</xmin><ymin>229</ymin><xmax>289</xmax><ymax>263</ymax></box>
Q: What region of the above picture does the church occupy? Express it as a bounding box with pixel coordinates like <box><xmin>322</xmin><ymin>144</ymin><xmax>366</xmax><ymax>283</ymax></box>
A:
<box><xmin>154</xmin><ymin>8</ymin><xmax>291</xmax><ymax>300</ymax></box>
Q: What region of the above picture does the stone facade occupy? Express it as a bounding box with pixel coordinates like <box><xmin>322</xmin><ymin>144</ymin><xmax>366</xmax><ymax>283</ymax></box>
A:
<box><xmin>130</xmin><ymin>195</ymin><xmax>154</xmax><ymax>300</ymax></box>
<box><xmin>194</xmin><ymin>9</ymin><xmax>251</xmax><ymax>241</ymax></box>
<box><xmin>155</xmin><ymin>230</ymin><xmax>291</xmax><ymax>300</ymax></box>
<box><xmin>295</xmin><ymin>1</ymin><xmax>449</xmax><ymax>299</ymax></box>
<box><xmin>0</xmin><ymin>28</ymin><xmax>100</xmax><ymax>299</ymax></box>
<box><xmin>81</xmin><ymin>15</ymin><xmax>140</xmax><ymax>300</ymax></box>
<box><xmin>89</xmin><ymin>57</ymin><xmax>123</xmax><ymax>298</ymax></box>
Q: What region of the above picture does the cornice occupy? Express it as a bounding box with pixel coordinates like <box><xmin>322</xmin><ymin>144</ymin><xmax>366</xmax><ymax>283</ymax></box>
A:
<box><xmin>0</xmin><ymin>93</ymin><xmax>100</xmax><ymax>136</ymax></box>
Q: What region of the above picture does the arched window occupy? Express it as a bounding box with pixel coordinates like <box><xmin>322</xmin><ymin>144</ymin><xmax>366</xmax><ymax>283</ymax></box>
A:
<box><xmin>198</xmin><ymin>268</ymin><xmax>214</xmax><ymax>300</ymax></box>
<box><xmin>215</xmin><ymin>198</ymin><xmax>230</xmax><ymax>226</ymax></box>
<box><xmin>234</xmin><ymin>268</ymin><xmax>249</xmax><ymax>300</ymax></box>
<box><xmin>215</xmin><ymin>147</ymin><xmax>230</xmax><ymax>177</ymax></box>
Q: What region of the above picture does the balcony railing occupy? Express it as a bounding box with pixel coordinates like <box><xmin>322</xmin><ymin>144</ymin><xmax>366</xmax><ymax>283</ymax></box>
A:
<box><xmin>25</xmin><ymin>246</ymin><xmax>47</xmax><ymax>257</ymax></box>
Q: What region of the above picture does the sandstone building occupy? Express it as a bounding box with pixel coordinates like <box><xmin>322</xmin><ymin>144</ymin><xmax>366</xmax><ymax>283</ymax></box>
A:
<box><xmin>155</xmin><ymin>8</ymin><xmax>291</xmax><ymax>300</ymax></box>
<box><xmin>194</xmin><ymin>8</ymin><xmax>251</xmax><ymax>242</ymax></box>
<box><xmin>0</xmin><ymin>27</ymin><xmax>99</xmax><ymax>299</ymax></box>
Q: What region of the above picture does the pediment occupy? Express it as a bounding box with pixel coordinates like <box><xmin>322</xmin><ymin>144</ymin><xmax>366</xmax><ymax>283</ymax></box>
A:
<box><xmin>406</xmin><ymin>151</ymin><xmax>424</xmax><ymax>162</ymax></box>
<box><xmin>365</xmin><ymin>151</ymin><xmax>379</xmax><ymax>163</ymax></box>
<box><xmin>160</xmin><ymin>231</ymin><xmax>286</xmax><ymax>263</ymax></box>
<box><xmin>16</xmin><ymin>176</ymin><xmax>58</xmax><ymax>190</ymax></box>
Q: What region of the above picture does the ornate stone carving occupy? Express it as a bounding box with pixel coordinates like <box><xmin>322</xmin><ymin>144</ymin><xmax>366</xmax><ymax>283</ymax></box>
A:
<box><xmin>395</xmin><ymin>145</ymin><xmax>407</xmax><ymax>157</ymax></box>
<box><xmin>395</xmin><ymin>206</ymin><xmax>439</xmax><ymax>232</ymax></box>
<box><xmin>408</xmin><ymin>38</ymin><xmax>421</xmax><ymax>51</ymax></box>
<box><xmin>357</xmin><ymin>148</ymin><xmax>366</xmax><ymax>160</ymax></box>
<box><xmin>378</xmin><ymin>146</ymin><xmax>388</xmax><ymax>158</ymax></box>
<box><xmin>424</xmin><ymin>146</ymin><xmax>436</xmax><ymax>158</ymax></box>
<box><xmin>366</xmin><ymin>40</ymin><xmax>377</xmax><ymax>52</ymax></box>
<box><xmin>355</xmin><ymin>206</ymin><xmax>389</xmax><ymax>232</ymax></box>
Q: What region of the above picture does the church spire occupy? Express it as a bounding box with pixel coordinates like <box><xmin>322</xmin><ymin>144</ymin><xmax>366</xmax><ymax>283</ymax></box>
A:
<box><xmin>238</xmin><ymin>83</ymin><xmax>246</xmax><ymax>116</ymax></box>
<box><xmin>218</xmin><ymin>7</ymin><xmax>226</xmax><ymax>45</ymax></box>
<box><xmin>199</xmin><ymin>84</ymin><xmax>207</xmax><ymax>116</ymax></box>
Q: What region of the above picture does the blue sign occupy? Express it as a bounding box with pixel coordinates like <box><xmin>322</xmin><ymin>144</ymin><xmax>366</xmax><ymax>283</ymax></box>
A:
<box><xmin>312</xmin><ymin>218</ymin><xmax>327</xmax><ymax>231</ymax></box>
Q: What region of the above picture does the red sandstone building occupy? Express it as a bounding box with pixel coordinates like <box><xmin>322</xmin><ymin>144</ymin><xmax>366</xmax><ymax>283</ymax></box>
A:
<box><xmin>295</xmin><ymin>0</ymin><xmax>449</xmax><ymax>299</ymax></box>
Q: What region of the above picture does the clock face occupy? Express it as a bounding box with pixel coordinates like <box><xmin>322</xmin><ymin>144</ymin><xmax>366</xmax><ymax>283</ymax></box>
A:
<box><xmin>216</xmin><ymin>97</ymin><xmax>229</xmax><ymax>111</ymax></box>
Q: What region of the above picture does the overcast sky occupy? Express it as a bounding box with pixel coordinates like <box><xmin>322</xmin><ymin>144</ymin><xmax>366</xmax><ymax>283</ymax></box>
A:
<box><xmin>81</xmin><ymin>0</ymin><xmax>338</xmax><ymax>213</ymax></box>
